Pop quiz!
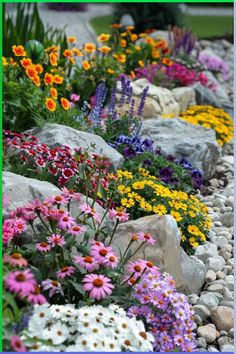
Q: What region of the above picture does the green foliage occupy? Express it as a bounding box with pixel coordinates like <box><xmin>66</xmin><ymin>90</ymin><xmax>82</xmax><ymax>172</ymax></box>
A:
<box><xmin>113</xmin><ymin>3</ymin><xmax>183</xmax><ymax>32</ymax></box>
<box><xmin>3</xmin><ymin>3</ymin><xmax>67</xmax><ymax>58</ymax></box>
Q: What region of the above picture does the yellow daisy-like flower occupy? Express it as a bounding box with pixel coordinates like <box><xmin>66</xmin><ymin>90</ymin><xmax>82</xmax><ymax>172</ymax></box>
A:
<box><xmin>84</xmin><ymin>43</ymin><xmax>96</xmax><ymax>53</ymax></box>
<box><xmin>153</xmin><ymin>205</ymin><xmax>167</xmax><ymax>215</ymax></box>
<box><xmin>98</xmin><ymin>46</ymin><xmax>112</xmax><ymax>54</ymax></box>
<box><xmin>121</xmin><ymin>198</ymin><xmax>135</xmax><ymax>208</ymax></box>
<box><xmin>170</xmin><ymin>211</ymin><xmax>182</xmax><ymax>222</ymax></box>
<box><xmin>97</xmin><ymin>33</ymin><xmax>110</xmax><ymax>43</ymax></box>
<box><xmin>67</xmin><ymin>36</ymin><xmax>77</xmax><ymax>43</ymax></box>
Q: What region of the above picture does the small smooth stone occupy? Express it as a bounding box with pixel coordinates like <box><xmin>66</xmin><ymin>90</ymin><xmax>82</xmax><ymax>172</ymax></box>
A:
<box><xmin>207</xmin><ymin>346</ymin><xmax>219</xmax><ymax>352</ymax></box>
<box><xmin>197</xmin><ymin>324</ymin><xmax>217</xmax><ymax>343</ymax></box>
<box><xmin>196</xmin><ymin>337</ymin><xmax>207</xmax><ymax>349</ymax></box>
<box><xmin>198</xmin><ymin>293</ymin><xmax>219</xmax><ymax>311</ymax></box>
<box><xmin>216</xmin><ymin>271</ymin><xmax>226</xmax><ymax>280</ymax></box>
<box><xmin>225</xmin><ymin>196</ymin><xmax>234</xmax><ymax>207</ymax></box>
<box><xmin>213</xmin><ymin>221</ymin><xmax>222</xmax><ymax>227</ymax></box>
<box><xmin>221</xmin><ymin>213</ymin><xmax>233</xmax><ymax>227</ymax></box>
<box><xmin>207</xmin><ymin>284</ymin><xmax>225</xmax><ymax>295</ymax></box>
<box><xmin>193</xmin><ymin>304</ymin><xmax>210</xmax><ymax>321</ymax></box>
<box><xmin>188</xmin><ymin>294</ymin><xmax>199</xmax><ymax>305</ymax></box>
<box><xmin>217</xmin><ymin>231</ymin><xmax>232</xmax><ymax>240</ymax></box>
<box><xmin>210</xmin><ymin>306</ymin><xmax>234</xmax><ymax>332</ymax></box>
<box><xmin>222</xmin><ymin>287</ymin><xmax>233</xmax><ymax>300</ymax></box>
<box><xmin>220</xmin><ymin>331</ymin><xmax>228</xmax><ymax>336</ymax></box>
<box><xmin>228</xmin><ymin>328</ymin><xmax>234</xmax><ymax>338</ymax></box>
<box><xmin>193</xmin><ymin>314</ymin><xmax>202</xmax><ymax>325</ymax></box>
<box><xmin>212</xmin><ymin>236</ymin><xmax>228</xmax><ymax>249</ymax></box>
<box><xmin>219</xmin><ymin>300</ymin><xmax>234</xmax><ymax>309</ymax></box>
<box><xmin>218</xmin><ymin>249</ymin><xmax>231</xmax><ymax>261</ymax></box>
<box><xmin>206</xmin><ymin>256</ymin><xmax>225</xmax><ymax>272</ymax></box>
<box><xmin>205</xmin><ymin>270</ymin><xmax>216</xmax><ymax>283</ymax></box>
<box><xmin>225</xmin><ymin>275</ymin><xmax>234</xmax><ymax>291</ymax></box>
<box><xmin>226</xmin><ymin>259</ymin><xmax>234</xmax><ymax>267</ymax></box>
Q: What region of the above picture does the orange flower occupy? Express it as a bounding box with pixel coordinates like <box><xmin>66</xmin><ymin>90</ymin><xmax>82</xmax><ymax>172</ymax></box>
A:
<box><xmin>135</xmin><ymin>46</ymin><xmax>141</xmax><ymax>51</ymax></box>
<box><xmin>98</xmin><ymin>46</ymin><xmax>111</xmax><ymax>54</ymax></box>
<box><xmin>152</xmin><ymin>49</ymin><xmax>160</xmax><ymax>59</ymax></box>
<box><xmin>26</xmin><ymin>65</ymin><xmax>37</xmax><ymax>79</ymax></box>
<box><xmin>125</xmin><ymin>49</ymin><xmax>132</xmax><ymax>54</ymax></box>
<box><xmin>44</xmin><ymin>72</ymin><xmax>54</xmax><ymax>85</ymax></box>
<box><xmin>82</xmin><ymin>60</ymin><xmax>91</xmax><ymax>70</ymax></box>
<box><xmin>50</xmin><ymin>87</ymin><xmax>58</xmax><ymax>100</ymax></box>
<box><xmin>126</xmin><ymin>26</ymin><xmax>135</xmax><ymax>31</ymax></box>
<box><xmin>162</xmin><ymin>58</ymin><xmax>174</xmax><ymax>66</ymax></box>
<box><xmin>35</xmin><ymin>64</ymin><xmax>43</xmax><ymax>74</ymax></box>
<box><xmin>69</xmin><ymin>57</ymin><xmax>75</xmax><ymax>64</ymax></box>
<box><xmin>145</xmin><ymin>37</ymin><xmax>154</xmax><ymax>45</ymax></box>
<box><xmin>162</xmin><ymin>47</ymin><xmax>170</xmax><ymax>55</ymax></box>
<box><xmin>84</xmin><ymin>43</ymin><xmax>96</xmax><ymax>53</ymax></box>
<box><xmin>45</xmin><ymin>98</ymin><xmax>56</xmax><ymax>112</ymax></box>
<box><xmin>33</xmin><ymin>75</ymin><xmax>41</xmax><ymax>87</ymax></box>
<box><xmin>120</xmin><ymin>32</ymin><xmax>127</xmax><ymax>37</ymax></box>
<box><xmin>12</xmin><ymin>45</ymin><xmax>26</xmax><ymax>56</ymax></box>
<box><xmin>53</xmin><ymin>75</ymin><xmax>64</xmax><ymax>84</ymax></box>
<box><xmin>113</xmin><ymin>53</ymin><xmax>126</xmax><ymax>63</ymax></box>
<box><xmin>138</xmin><ymin>60</ymin><xmax>145</xmax><ymax>67</ymax></box>
<box><xmin>2</xmin><ymin>57</ymin><xmax>8</xmax><ymax>66</ymax></box>
<box><xmin>107</xmin><ymin>68</ymin><xmax>115</xmax><ymax>74</ymax></box>
<box><xmin>73</xmin><ymin>48</ymin><xmax>83</xmax><ymax>56</ymax></box>
<box><xmin>154</xmin><ymin>40</ymin><xmax>166</xmax><ymax>49</ymax></box>
<box><xmin>67</xmin><ymin>36</ymin><xmax>77</xmax><ymax>44</ymax></box>
<box><xmin>61</xmin><ymin>97</ymin><xmax>70</xmax><ymax>110</ymax></box>
<box><xmin>110</xmin><ymin>23</ymin><xmax>122</xmax><ymax>29</ymax></box>
<box><xmin>120</xmin><ymin>39</ymin><xmax>127</xmax><ymax>48</ymax></box>
<box><xmin>97</xmin><ymin>33</ymin><xmax>110</xmax><ymax>43</ymax></box>
<box><xmin>20</xmin><ymin>58</ymin><xmax>32</xmax><ymax>69</ymax></box>
<box><xmin>9</xmin><ymin>58</ymin><xmax>17</xmax><ymax>65</ymax></box>
<box><xmin>130</xmin><ymin>33</ymin><xmax>138</xmax><ymax>42</ymax></box>
<box><xmin>130</xmin><ymin>70</ymin><xmax>136</xmax><ymax>79</ymax></box>
<box><xmin>139</xmin><ymin>33</ymin><xmax>147</xmax><ymax>38</ymax></box>
<box><xmin>49</xmin><ymin>53</ymin><xmax>58</xmax><ymax>66</ymax></box>
<box><xmin>45</xmin><ymin>45</ymin><xmax>59</xmax><ymax>53</ymax></box>
<box><xmin>63</xmin><ymin>49</ymin><xmax>73</xmax><ymax>58</ymax></box>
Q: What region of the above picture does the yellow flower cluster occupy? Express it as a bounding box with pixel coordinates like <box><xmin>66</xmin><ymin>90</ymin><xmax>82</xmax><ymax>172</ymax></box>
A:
<box><xmin>163</xmin><ymin>105</ymin><xmax>233</xmax><ymax>147</ymax></box>
<box><xmin>114</xmin><ymin>168</ymin><xmax>211</xmax><ymax>253</ymax></box>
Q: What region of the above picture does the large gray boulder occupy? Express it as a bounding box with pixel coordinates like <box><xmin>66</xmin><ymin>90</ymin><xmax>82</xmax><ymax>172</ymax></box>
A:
<box><xmin>2</xmin><ymin>172</ymin><xmax>110</xmax><ymax>228</ymax></box>
<box><xmin>113</xmin><ymin>214</ymin><xmax>204</xmax><ymax>294</ymax></box>
<box><xmin>25</xmin><ymin>124</ymin><xmax>124</xmax><ymax>169</ymax></box>
<box><xmin>141</xmin><ymin>118</ymin><xmax>221</xmax><ymax>180</ymax></box>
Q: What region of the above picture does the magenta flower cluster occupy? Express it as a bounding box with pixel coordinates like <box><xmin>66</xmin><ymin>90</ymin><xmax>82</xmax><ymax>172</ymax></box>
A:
<box><xmin>198</xmin><ymin>52</ymin><xmax>229</xmax><ymax>81</ymax></box>
<box><xmin>128</xmin><ymin>272</ymin><xmax>196</xmax><ymax>352</ymax></box>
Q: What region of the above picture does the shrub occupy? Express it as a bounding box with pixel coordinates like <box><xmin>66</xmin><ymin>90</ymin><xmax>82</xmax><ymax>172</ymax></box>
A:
<box><xmin>108</xmin><ymin>168</ymin><xmax>211</xmax><ymax>254</ymax></box>
<box><xmin>113</xmin><ymin>3</ymin><xmax>183</xmax><ymax>33</ymax></box>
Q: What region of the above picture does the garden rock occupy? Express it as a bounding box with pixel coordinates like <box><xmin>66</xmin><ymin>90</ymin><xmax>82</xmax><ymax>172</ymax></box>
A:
<box><xmin>128</xmin><ymin>79</ymin><xmax>180</xmax><ymax>117</ymax></box>
<box><xmin>197</xmin><ymin>325</ymin><xmax>217</xmax><ymax>343</ymax></box>
<box><xmin>114</xmin><ymin>214</ymin><xmax>203</xmax><ymax>294</ymax></box>
<box><xmin>192</xmin><ymin>82</ymin><xmax>222</xmax><ymax>108</ymax></box>
<box><xmin>205</xmin><ymin>256</ymin><xmax>225</xmax><ymax>272</ymax></box>
<box><xmin>210</xmin><ymin>306</ymin><xmax>234</xmax><ymax>332</ymax></box>
<box><xmin>195</xmin><ymin>243</ymin><xmax>218</xmax><ymax>262</ymax></box>
<box><xmin>198</xmin><ymin>293</ymin><xmax>219</xmax><ymax>311</ymax></box>
<box><xmin>141</xmin><ymin>118</ymin><xmax>221</xmax><ymax>180</ymax></box>
<box><xmin>25</xmin><ymin>124</ymin><xmax>124</xmax><ymax>169</ymax></box>
<box><xmin>193</xmin><ymin>305</ymin><xmax>210</xmax><ymax>321</ymax></box>
<box><xmin>171</xmin><ymin>86</ymin><xmax>196</xmax><ymax>111</ymax></box>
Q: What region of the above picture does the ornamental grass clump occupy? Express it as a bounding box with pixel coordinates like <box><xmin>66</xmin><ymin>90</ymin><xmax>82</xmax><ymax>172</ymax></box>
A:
<box><xmin>109</xmin><ymin>168</ymin><xmax>211</xmax><ymax>254</ymax></box>
<box><xmin>179</xmin><ymin>105</ymin><xmax>233</xmax><ymax>147</ymax></box>
<box><xmin>20</xmin><ymin>303</ymin><xmax>154</xmax><ymax>352</ymax></box>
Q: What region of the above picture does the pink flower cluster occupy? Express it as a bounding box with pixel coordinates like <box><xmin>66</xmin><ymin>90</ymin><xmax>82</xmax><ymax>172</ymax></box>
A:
<box><xmin>3</xmin><ymin>129</ymin><xmax>111</xmax><ymax>189</ymax></box>
<box><xmin>128</xmin><ymin>272</ymin><xmax>196</xmax><ymax>352</ymax></box>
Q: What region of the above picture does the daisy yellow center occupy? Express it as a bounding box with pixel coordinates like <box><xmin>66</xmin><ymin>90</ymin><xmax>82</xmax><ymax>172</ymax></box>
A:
<box><xmin>12</xmin><ymin>252</ymin><xmax>22</xmax><ymax>259</ymax></box>
<box><xmin>93</xmin><ymin>278</ymin><xmax>104</xmax><ymax>287</ymax></box>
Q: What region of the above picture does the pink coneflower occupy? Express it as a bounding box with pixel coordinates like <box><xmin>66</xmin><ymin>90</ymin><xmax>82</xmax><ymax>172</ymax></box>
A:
<box><xmin>79</xmin><ymin>202</ymin><xmax>101</xmax><ymax>224</ymax></box>
<box><xmin>27</xmin><ymin>285</ymin><xmax>46</xmax><ymax>305</ymax></box>
<box><xmin>61</xmin><ymin>187</ymin><xmax>82</xmax><ymax>202</ymax></box>
<box><xmin>36</xmin><ymin>242</ymin><xmax>51</xmax><ymax>252</ymax></box>
<box><xmin>14</xmin><ymin>217</ymin><xmax>27</xmax><ymax>234</ymax></box>
<box><xmin>104</xmin><ymin>253</ymin><xmax>119</xmax><ymax>269</ymax></box>
<box><xmin>3</xmin><ymin>253</ymin><xmax>28</xmax><ymax>267</ymax></box>
<box><xmin>46</xmin><ymin>208</ymin><xmax>66</xmax><ymax>220</ymax></box>
<box><xmin>82</xmin><ymin>274</ymin><xmax>114</xmax><ymax>300</ymax></box>
<box><xmin>139</xmin><ymin>259</ymin><xmax>160</xmax><ymax>275</ymax></box>
<box><xmin>137</xmin><ymin>232</ymin><xmax>156</xmax><ymax>245</ymax></box>
<box><xmin>56</xmin><ymin>266</ymin><xmax>76</xmax><ymax>279</ymax></box>
<box><xmin>10</xmin><ymin>335</ymin><xmax>27</xmax><ymax>352</ymax></box>
<box><xmin>127</xmin><ymin>260</ymin><xmax>145</xmax><ymax>276</ymax></box>
<box><xmin>61</xmin><ymin>167</ymin><xmax>75</xmax><ymax>180</ymax></box>
<box><xmin>74</xmin><ymin>255</ymin><xmax>99</xmax><ymax>272</ymax></box>
<box><xmin>47</xmin><ymin>234</ymin><xmax>65</xmax><ymax>247</ymax></box>
<box><xmin>41</xmin><ymin>279</ymin><xmax>64</xmax><ymax>297</ymax></box>
<box><xmin>45</xmin><ymin>194</ymin><xmax>69</xmax><ymax>206</ymax></box>
<box><xmin>5</xmin><ymin>269</ymin><xmax>36</xmax><ymax>297</ymax></box>
<box><xmin>90</xmin><ymin>242</ymin><xmax>114</xmax><ymax>264</ymax></box>
<box><xmin>58</xmin><ymin>214</ymin><xmax>76</xmax><ymax>230</ymax></box>
<box><xmin>69</xmin><ymin>224</ymin><xmax>87</xmax><ymax>236</ymax></box>
<box><xmin>108</xmin><ymin>208</ymin><xmax>130</xmax><ymax>222</ymax></box>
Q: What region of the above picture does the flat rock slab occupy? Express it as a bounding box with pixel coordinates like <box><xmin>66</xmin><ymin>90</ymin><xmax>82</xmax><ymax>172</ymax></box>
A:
<box><xmin>141</xmin><ymin>118</ymin><xmax>221</xmax><ymax>180</ymax></box>
<box><xmin>25</xmin><ymin>124</ymin><xmax>124</xmax><ymax>170</ymax></box>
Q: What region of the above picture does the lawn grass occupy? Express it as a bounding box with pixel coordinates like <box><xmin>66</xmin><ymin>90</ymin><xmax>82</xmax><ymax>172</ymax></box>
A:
<box><xmin>90</xmin><ymin>14</ymin><xmax>233</xmax><ymax>39</ymax></box>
